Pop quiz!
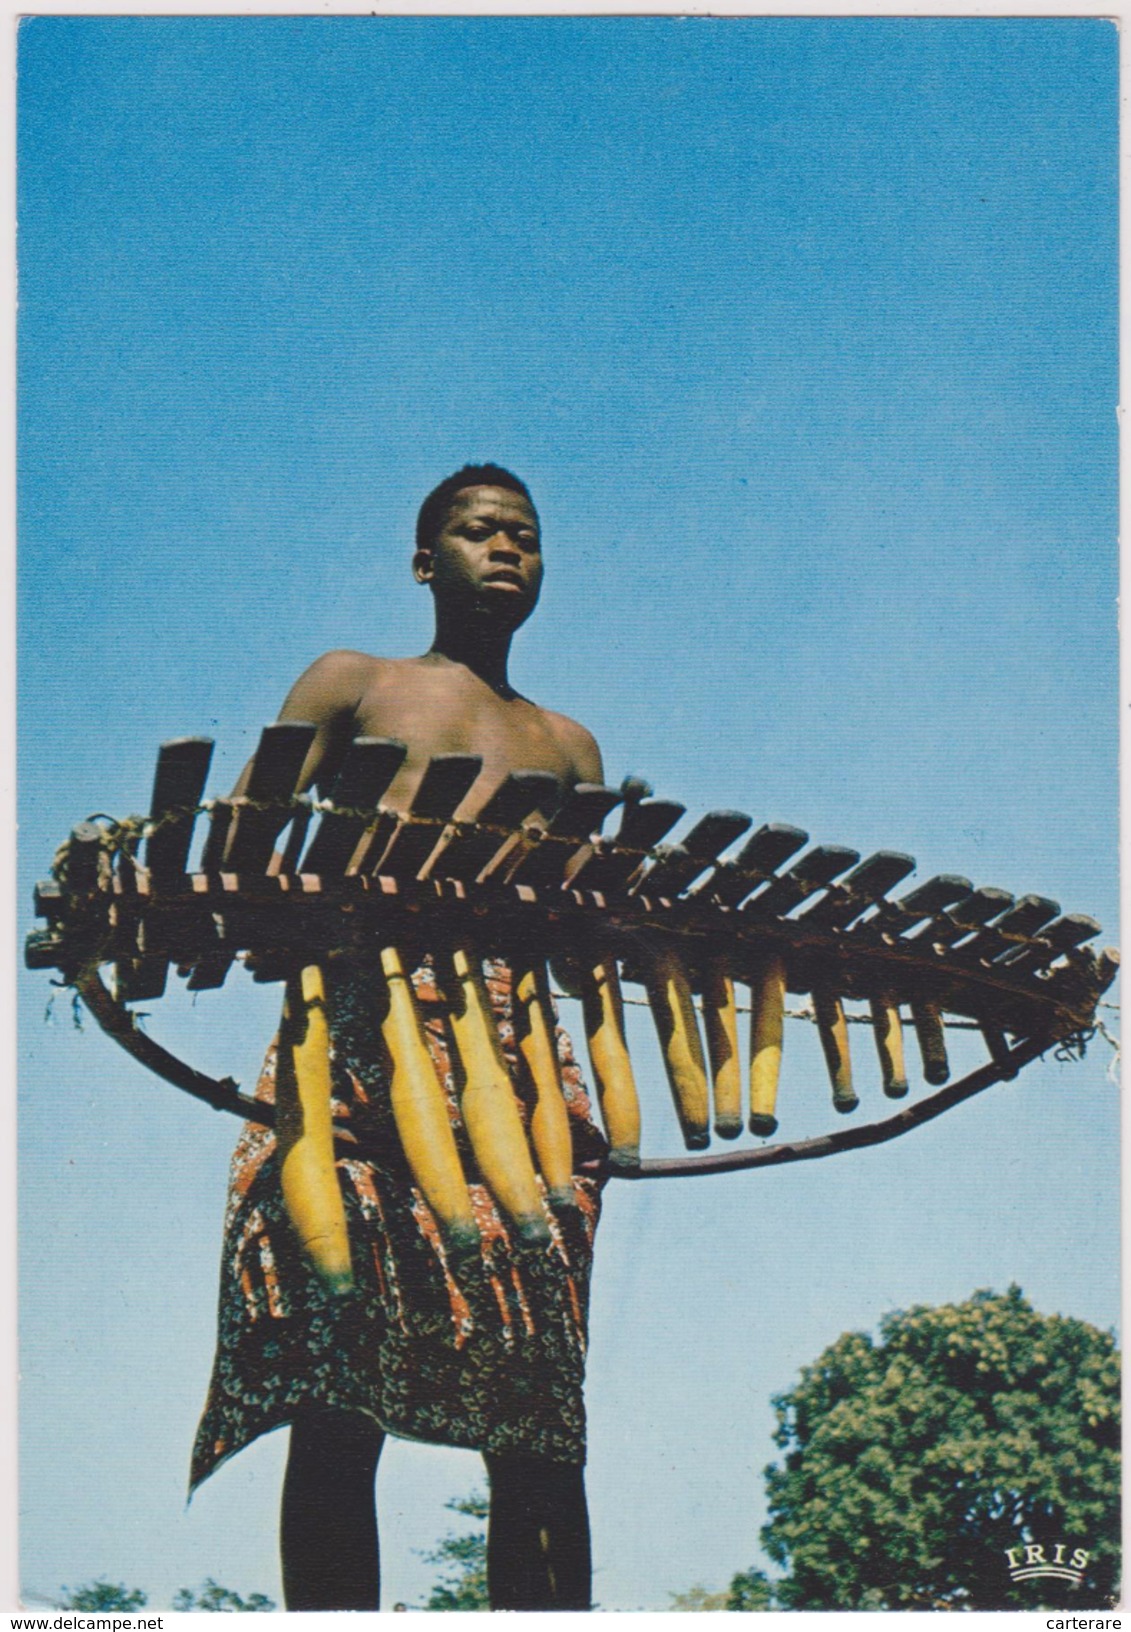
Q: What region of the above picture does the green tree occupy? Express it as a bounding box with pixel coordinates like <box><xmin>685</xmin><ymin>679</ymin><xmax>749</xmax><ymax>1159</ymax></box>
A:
<box><xmin>422</xmin><ymin>1492</ymin><xmax>490</xmax><ymax>1611</ymax></box>
<box><xmin>60</xmin><ymin>1580</ymin><xmax>148</xmax><ymax>1611</ymax></box>
<box><xmin>725</xmin><ymin>1567</ymin><xmax>776</xmax><ymax>1610</ymax></box>
<box><xmin>172</xmin><ymin>1579</ymin><xmax>275</xmax><ymax>1611</ymax></box>
<box><xmin>669</xmin><ymin>1569</ymin><xmax>776</xmax><ymax>1611</ymax></box>
<box><xmin>761</xmin><ymin>1286</ymin><xmax>1120</xmax><ymax>1610</ymax></box>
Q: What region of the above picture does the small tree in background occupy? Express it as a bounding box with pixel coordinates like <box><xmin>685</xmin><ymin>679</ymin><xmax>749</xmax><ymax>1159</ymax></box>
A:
<box><xmin>761</xmin><ymin>1287</ymin><xmax>1120</xmax><ymax>1610</ymax></box>
<box><xmin>668</xmin><ymin>1582</ymin><xmax>728</xmax><ymax>1610</ymax></box>
<box><xmin>172</xmin><ymin>1579</ymin><xmax>275</xmax><ymax>1611</ymax></box>
<box><xmin>60</xmin><ymin>1581</ymin><xmax>148</xmax><ymax>1611</ymax></box>
<box><xmin>669</xmin><ymin>1568</ymin><xmax>776</xmax><ymax>1610</ymax></box>
<box><xmin>422</xmin><ymin>1492</ymin><xmax>490</xmax><ymax>1610</ymax></box>
<box><xmin>59</xmin><ymin>1578</ymin><xmax>274</xmax><ymax>1612</ymax></box>
<box><xmin>725</xmin><ymin>1567</ymin><xmax>776</xmax><ymax>1609</ymax></box>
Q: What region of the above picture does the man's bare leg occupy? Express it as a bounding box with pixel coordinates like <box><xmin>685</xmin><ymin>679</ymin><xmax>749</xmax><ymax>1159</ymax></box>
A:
<box><xmin>483</xmin><ymin>1451</ymin><xmax>592</xmax><ymax>1610</ymax></box>
<box><xmin>281</xmin><ymin>1407</ymin><xmax>385</xmax><ymax>1610</ymax></box>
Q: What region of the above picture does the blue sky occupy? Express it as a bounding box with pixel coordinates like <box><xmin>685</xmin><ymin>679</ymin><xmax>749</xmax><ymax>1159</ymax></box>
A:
<box><xmin>17</xmin><ymin>16</ymin><xmax>1118</xmax><ymax>1612</ymax></box>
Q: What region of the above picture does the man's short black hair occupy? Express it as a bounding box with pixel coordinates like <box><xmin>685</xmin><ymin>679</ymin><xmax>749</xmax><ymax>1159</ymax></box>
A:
<box><xmin>416</xmin><ymin>464</ymin><xmax>536</xmax><ymax>553</ymax></box>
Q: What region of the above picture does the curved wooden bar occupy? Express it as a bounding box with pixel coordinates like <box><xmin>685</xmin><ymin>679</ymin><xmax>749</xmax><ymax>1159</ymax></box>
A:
<box><xmin>34</xmin><ymin>733</ymin><xmax>1116</xmax><ymax>1187</ymax></box>
<box><xmin>606</xmin><ymin>1033</ymin><xmax>1055</xmax><ymax>1180</ymax></box>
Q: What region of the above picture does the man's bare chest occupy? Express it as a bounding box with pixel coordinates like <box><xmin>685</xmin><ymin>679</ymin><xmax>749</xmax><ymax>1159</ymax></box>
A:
<box><xmin>352</xmin><ymin>671</ymin><xmax>576</xmax><ymax>801</ymax></box>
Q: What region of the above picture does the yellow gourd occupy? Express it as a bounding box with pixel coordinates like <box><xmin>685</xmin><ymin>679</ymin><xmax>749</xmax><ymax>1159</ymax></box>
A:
<box><xmin>701</xmin><ymin>955</ymin><xmax>742</xmax><ymax>1139</ymax></box>
<box><xmin>444</xmin><ymin>945</ymin><xmax>551</xmax><ymax>1244</ymax></box>
<box><xmin>512</xmin><ymin>960</ymin><xmax>577</xmax><ymax>1209</ymax></box>
<box><xmin>375</xmin><ymin>945</ymin><xmax>479</xmax><ymax>1251</ymax></box>
<box><xmin>912</xmin><ymin>1000</ymin><xmax>950</xmax><ymax>1085</ymax></box>
<box><xmin>870</xmin><ymin>996</ymin><xmax>908</xmax><ymax>1098</ymax></box>
<box><xmin>579</xmin><ymin>954</ymin><xmax>642</xmax><ymax>1172</ymax></box>
<box><xmin>276</xmin><ymin>964</ymin><xmax>353</xmax><ymax>1294</ymax></box>
<box><xmin>749</xmin><ymin>953</ymin><xmax>786</xmax><ymax>1136</ymax></box>
<box><xmin>644</xmin><ymin>943</ymin><xmax>710</xmax><ymax>1151</ymax></box>
<box><xmin>813</xmin><ymin>988</ymin><xmax>858</xmax><ymax>1113</ymax></box>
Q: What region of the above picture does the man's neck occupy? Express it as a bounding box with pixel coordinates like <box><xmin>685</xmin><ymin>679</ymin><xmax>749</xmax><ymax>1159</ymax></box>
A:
<box><xmin>426</xmin><ymin>611</ymin><xmax>515</xmax><ymax>695</ymax></box>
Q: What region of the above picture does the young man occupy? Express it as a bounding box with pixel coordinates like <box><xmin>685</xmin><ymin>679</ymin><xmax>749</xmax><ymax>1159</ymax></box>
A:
<box><xmin>190</xmin><ymin>465</ymin><xmax>609</xmax><ymax>1611</ymax></box>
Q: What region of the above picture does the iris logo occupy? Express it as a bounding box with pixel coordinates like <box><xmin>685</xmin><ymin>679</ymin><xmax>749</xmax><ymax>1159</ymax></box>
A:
<box><xmin>1003</xmin><ymin>1543</ymin><xmax>1089</xmax><ymax>1586</ymax></box>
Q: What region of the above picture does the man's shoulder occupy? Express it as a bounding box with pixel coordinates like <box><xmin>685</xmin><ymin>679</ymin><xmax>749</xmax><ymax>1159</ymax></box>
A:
<box><xmin>537</xmin><ymin>706</ymin><xmax>603</xmax><ymax>780</ymax></box>
<box><xmin>539</xmin><ymin>704</ymin><xmax>596</xmax><ymax>744</ymax></box>
<box><xmin>284</xmin><ymin>649</ymin><xmax>390</xmax><ymax>717</ymax></box>
<box><xmin>304</xmin><ymin>647</ymin><xmax>387</xmax><ymax>676</ymax></box>
<box><xmin>295</xmin><ymin>648</ymin><xmax>389</xmax><ymax>693</ymax></box>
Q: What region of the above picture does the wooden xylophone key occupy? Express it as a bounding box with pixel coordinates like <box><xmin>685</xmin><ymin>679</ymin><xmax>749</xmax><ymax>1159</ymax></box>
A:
<box><xmin>913</xmin><ymin>886</ymin><xmax>1016</xmax><ymax>952</ymax></box>
<box><xmin>205</xmin><ymin>722</ymin><xmax>316</xmax><ymax>873</ymax></box>
<box><xmin>566</xmin><ymin>797</ymin><xmax>686</xmax><ymax>893</ymax></box>
<box><xmin>189</xmin><ymin>723</ymin><xmax>317</xmax><ymax>990</ymax></box>
<box><xmin>505</xmin><ymin>783</ymin><xmax>622</xmax><ymax>887</ymax></box>
<box><xmin>32</xmin><ymin>878</ymin><xmax>64</xmax><ymax>922</ymax></box>
<box><xmin>742</xmin><ymin>845</ymin><xmax>861</xmax><ymax>921</ymax></box>
<box><xmin>869</xmin><ymin>995</ymin><xmax>909</xmax><ymax>1097</ymax></box>
<box><xmin>632</xmin><ymin>811</ymin><xmax>753</xmax><ymax>900</ymax></box>
<box><xmin>369</xmin><ymin>755</ymin><xmax>483</xmax><ymax>879</ymax></box>
<box><xmin>1092</xmin><ymin>947</ymin><xmax>1121</xmax><ymax>996</ymax></box>
<box><xmin>642</xmin><ymin>939</ymin><xmax>711</xmax><ymax>1150</ymax></box>
<box><xmin>250</xmin><ymin>740</ymin><xmax>405</xmax><ymax>984</ymax></box>
<box><xmin>144</xmin><ymin>737</ymin><xmax>215</xmax><ymax>883</ymax></box>
<box><xmin>64</xmin><ymin>821</ymin><xmax>107</xmax><ymax>893</ymax></box>
<box><xmin>951</xmin><ymin>894</ymin><xmax>1060</xmax><ymax>965</ymax></box>
<box><xmin>1022</xmin><ymin>942</ymin><xmax>1118</xmax><ymax>1027</ymax></box>
<box><xmin>995</xmin><ymin>914</ymin><xmax>1101</xmax><ymax>978</ymax></box>
<box><xmin>748</xmin><ymin>952</ymin><xmax>787</xmax><ymax>1135</ymax></box>
<box><xmin>796</xmin><ymin>851</ymin><xmax>916</xmax><ymax>932</ymax></box>
<box><xmin>850</xmin><ymin>874</ymin><xmax>973</xmax><ymax>944</ymax></box>
<box><xmin>114</xmin><ymin>737</ymin><xmax>215</xmax><ymax>1002</ymax></box>
<box><xmin>1023</xmin><ymin>943</ymin><xmax>1116</xmax><ymax>1024</ymax></box>
<box><xmin>699</xmin><ymin>823</ymin><xmax>809</xmax><ymax>909</ymax></box>
<box><xmin>421</xmin><ymin>770</ymin><xmax>563</xmax><ymax>884</ymax></box>
<box><xmin>911</xmin><ymin>1000</ymin><xmax>950</xmax><ymax>1085</ymax></box>
<box><xmin>277</xmin><ymin>798</ymin><xmax>313</xmax><ymax>876</ymax></box>
<box><xmin>1056</xmin><ymin>943</ymin><xmax>1121</xmax><ymax>993</ymax></box>
<box><xmin>812</xmin><ymin>988</ymin><xmax>858</xmax><ymax>1112</ymax></box>
<box><xmin>700</xmin><ymin>954</ymin><xmax>742</xmax><ymax>1138</ymax></box>
<box><xmin>197</xmin><ymin>805</ymin><xmax>233</xmax><ymax>877</ymax></box>
<box><xmin>299</xmin><ymin>737</ymin><xmax>408</xmax><ymax>877</ymax></box>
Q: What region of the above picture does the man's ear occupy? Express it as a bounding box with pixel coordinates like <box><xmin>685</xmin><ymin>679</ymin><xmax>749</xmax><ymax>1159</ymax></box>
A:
<box><xmin>413</xmin><ymin>548</ymin><xmax>434</xmax><ymax>585</ymax></box>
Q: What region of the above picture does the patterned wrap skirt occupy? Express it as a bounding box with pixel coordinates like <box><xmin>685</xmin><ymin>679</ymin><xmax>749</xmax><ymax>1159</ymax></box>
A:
<box><xmin>190</xmin><ymin>959</ymin><xmax>607</xmax><ymax>1493</ymax></box>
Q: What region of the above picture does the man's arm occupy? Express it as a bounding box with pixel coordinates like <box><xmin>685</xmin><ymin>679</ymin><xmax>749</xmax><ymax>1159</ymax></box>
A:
<box><xmin>232</xmin><ymin>649</ymin><xmax>377</xmax><ymax>797</ymax></box>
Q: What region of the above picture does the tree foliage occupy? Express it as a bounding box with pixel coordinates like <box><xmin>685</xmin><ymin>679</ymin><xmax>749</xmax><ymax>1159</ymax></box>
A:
<box><xmin>59</xmin><ymin>1578</ymin><xmax>274</xmax><ymax>1612</ymax></box>
<box><xmin>172</xmin><ymin>1579</ymin><xmax>275</xmax><ymax>1611</ymax></box>
<box><xmin>422</xmin><ymin>1492</ymin><xmax>490</xmax><ymax>1611</ymax></box>
<box><xmin>669</xmin><ymin>1569</ymin><xmax>776</xmax><ymax>1611</ymax></box>
<box><xmin>668</xmin><ymin>1582</ymin><xmax>729</xmax><ymax>1610</ymax></box>
<box><xmin>725</xmin><ymin>1566</ymin><xmax>776</xmax><ymax>1610</ymax></box>
<box><xmin>60</xmin><ymin>1581</ymin><xmax>148</xmax><ymax>1611</ymax></box>
<box><xmin>761</xmin><ymin>1287</ymin><xmax>1120</xmax><ymax>1610</ymax></box>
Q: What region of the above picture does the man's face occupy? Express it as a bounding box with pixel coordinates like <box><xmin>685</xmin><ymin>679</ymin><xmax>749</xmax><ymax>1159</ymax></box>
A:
<box><xmin>416</xmin><ymin>485</ymin><xmax>543</xmax><ymax>628</ymax></box>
